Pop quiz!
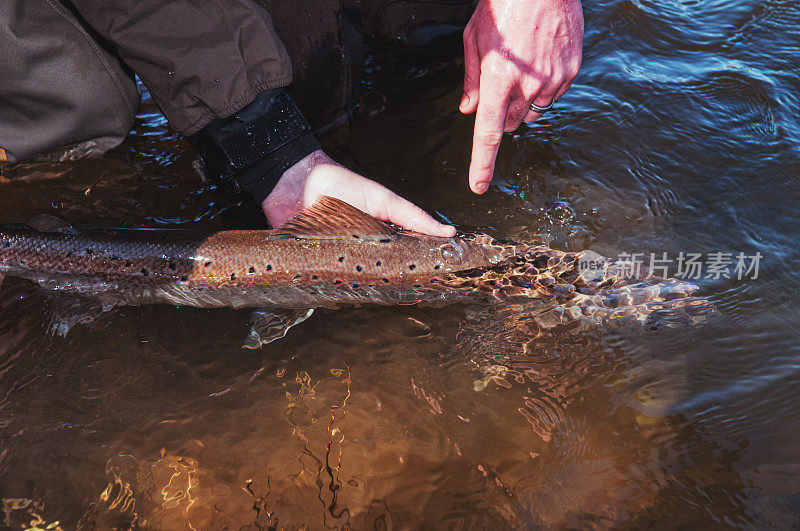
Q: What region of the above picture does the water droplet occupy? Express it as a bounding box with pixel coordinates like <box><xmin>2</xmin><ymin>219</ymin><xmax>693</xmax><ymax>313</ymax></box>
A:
<box><xmin>441</xmin><ymin>244</ymin><xmax>464</xmax><ymax>263</ymax></box>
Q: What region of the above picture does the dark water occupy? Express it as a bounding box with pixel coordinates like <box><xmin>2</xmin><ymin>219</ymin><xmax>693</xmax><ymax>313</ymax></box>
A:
<box><xmin>2</xmin><ymin>0</ymin><xmax>800</xmax><ymax>527</ymax></box>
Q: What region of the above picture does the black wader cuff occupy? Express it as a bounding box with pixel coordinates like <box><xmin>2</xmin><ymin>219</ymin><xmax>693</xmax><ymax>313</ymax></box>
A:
<box><xmin>188</xmin><ymin>89</ymin><xmax>321</xmax><ymax>204</ymax></box>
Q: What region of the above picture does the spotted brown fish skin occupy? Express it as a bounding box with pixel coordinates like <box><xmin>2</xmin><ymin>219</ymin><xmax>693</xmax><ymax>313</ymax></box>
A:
<box><xmin>0</xmin><ymin>218</ymin><xmax>522</xmax><ymax>310</ymax></box>
<box><xmin>0</xmin><ymin>197</ymin><xmax>703</xmax><ymax>322</ymax></box>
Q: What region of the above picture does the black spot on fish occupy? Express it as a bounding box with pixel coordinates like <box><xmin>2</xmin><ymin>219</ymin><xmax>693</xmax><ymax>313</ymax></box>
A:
<box><xmin>352</xmin><ymin>234</ymin><xmax>360</xmax><ymax>239</ymax></box>
<box><xmin>181</xmin><ymin>276</ymin><xmax>189</xmax><ymax>282</ymax></box>
<box><xmin>382</xmin><ymin>278</ymin><xmax>390</xmax><ymax>283</ymax></box>
<box><xmin>312</xmin><ymin>275</ymin><xmax>318</xmax><ymax>280</ymax></box>
<box><xmin>205</xmin><ymin>261</ymin><xmax>212</xmax><ymax>267</ymax></box>
<box><xmin>249</xmin><ymin>267</ymin><xmax>255</xmax><ymax>274</ymax></box>
<box><xmin>2</xmin><ymin>242</ymin><xmax>10</xmax><ymax>248</ymax></box>
<box><xmin>293</xmin><ymin>274</ymin><xmax>301</xmax><ymax>280</ymax></box>
<box><xmin>356</xmin><ymin>265</ymin><xmax>362</xmax><ymax>272</ymax></box>
<box><xmin>352</xmin><ymin>284</ymin><xmax>360</xmax><ymax>288</ymax></box>
<box><xmin>379</xmin><ymin>238</ymin><xmax>391</xmax><ymax>243</ymax></box>
<box><xmin>125</xmin><ymin>261</ymin><xmax>132</xmax><ymax>267</ymax></box>
<box><xmin>85</xmin><ymin>249</ymin><xmax>94</xmax><ymax>255</ymax></box>
<box><xmin>413</xmin><ymin>284</ymin><xmax>422</xmax><ymax>288</ymax></box>
<box><xmin>409</xmin><ymin>264</ymin><xmax>416</xmax><ymax>271</ymax></box>
<box><xmin>168</xmin><ymin>263</ymin><xmax>177</xmax><ymax>270</ymax></box>
<box><xmin>434</xmin><ymin>265</ymin><xmax>441</xmax><ymax>270</ymax></box>
<box><xmin>266</xmin><ymin>264</ymin><xmax>272</xmax><ymax>271</ymax></box>
<box><xmin>338</xmin><ymin>257</ymin><xmax>344</xmax><ymax>262</ymax></box>
<box><xmin>231</xmin><ymin>273</ymin><xmax>236</xmax><ymax>280</ymax></box>
<box><xmin>141</xmin><ymin>268</ymin><xmax>149</xmax><ymax>276</ymax></box>
<box><xmin>334</xmin><ymin>280</ymin><xmax>342</xmax><ymax>285</ymax></box>
<box><xmin>376</xmin><ymin>261</ymin><xmax>381</xmax><ymax>266</ymax></box>
<box><xmin>66</xmin><ymin>251</ymin><xmax>73</xmax><ymax>257</ymax></box>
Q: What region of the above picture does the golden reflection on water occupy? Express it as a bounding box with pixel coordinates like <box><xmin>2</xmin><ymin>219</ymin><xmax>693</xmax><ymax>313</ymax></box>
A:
<box><xmin>1</xmin><ymin>498</ymin><xmax>62</xmax><ymax>530</ymax></box>
<box><xmin>3</xmin><ymin>0</ymin><xmax>800</xmax><ymax>524</ymax></box>
<box><xmin>77</xmin><ymin>450</ymin><xmax>199</xmax><ymax>528</ymax></box>
<box><xmin>71</xmin><ymin>366</ymin><xmax>362</xmax><ymax>528</ymax></box>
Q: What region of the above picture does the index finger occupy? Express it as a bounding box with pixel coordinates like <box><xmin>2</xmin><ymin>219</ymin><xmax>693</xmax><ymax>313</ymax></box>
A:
<box><xmin>468</xmin><ymin>89</ymin><xmax>509</xmax><ymax>194</ymax></box>
<box><xmin>377</xmin><ymin>189</ymin><xmax>457</xmax><ymax>238</ymax></box>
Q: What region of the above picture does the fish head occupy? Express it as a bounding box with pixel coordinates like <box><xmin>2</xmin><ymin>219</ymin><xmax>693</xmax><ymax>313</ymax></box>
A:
<box><xmin>401</xmin><ymin>232</ymin><xmax>528</xmax><ymax>273</ymax></box>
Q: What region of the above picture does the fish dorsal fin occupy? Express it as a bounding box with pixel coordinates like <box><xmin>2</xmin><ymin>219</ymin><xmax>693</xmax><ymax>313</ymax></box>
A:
<box><xmin>272</xmin><ymin>196</ymin><xmax>397</xmax><ymax>240</ymax></box>
<box><xmin>27</xmin><ymin>214</ymin><xmax>77</xmax><ymax>234</ymax></box>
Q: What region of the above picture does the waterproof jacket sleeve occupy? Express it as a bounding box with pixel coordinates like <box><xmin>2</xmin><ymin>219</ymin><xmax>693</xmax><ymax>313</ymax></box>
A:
<box><xmin>67</xmin><ymin>0</ymin><xmax>293</xmax><ymax>135</ymax></box>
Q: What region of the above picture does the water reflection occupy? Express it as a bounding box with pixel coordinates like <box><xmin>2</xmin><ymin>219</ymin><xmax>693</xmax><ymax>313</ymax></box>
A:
<box><xmin>3</xmin><ymin>0</ymin><xmax>800</xmax><ymax>527</ymax></box>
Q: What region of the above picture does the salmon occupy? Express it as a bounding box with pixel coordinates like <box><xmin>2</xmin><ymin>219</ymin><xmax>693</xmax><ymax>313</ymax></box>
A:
<box><xmin>0</xmin><ymin>196</ymin><xmax>704</xmax><ymax>346</ymax></box>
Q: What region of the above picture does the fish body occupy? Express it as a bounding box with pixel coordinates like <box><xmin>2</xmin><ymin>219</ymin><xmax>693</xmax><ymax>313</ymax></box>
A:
<box><xmin>0</xmin><ymin>197</ymin><xmax>524</xmax><ymax>311</ymax></box>
<box><xmin>0</xmin><ymin>196</ymin><xmax>705</xmax><ymax>344</ymax></box>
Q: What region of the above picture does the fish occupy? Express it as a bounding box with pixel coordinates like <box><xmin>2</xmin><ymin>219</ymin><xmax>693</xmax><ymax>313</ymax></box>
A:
<box><xmin>0</xmin><ymin>196</ymin><xmax>705</xmax><ymax>347</ymax></box>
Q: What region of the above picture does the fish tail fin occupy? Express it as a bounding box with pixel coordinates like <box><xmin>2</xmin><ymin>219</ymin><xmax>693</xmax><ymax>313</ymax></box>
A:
<box><xmin>44</xmin><ymin>291</ymin><xmax>115</xmax><ymax>337</ymax></box>
<box><xmin>564</xmin><ymin>278</ymin><xmax>712</xmax><ymax>331</ymax></box>
<box><xmin>243</xmin><ymin>308</ymin><xmax>315</xmax><ymax>349</ymax></box>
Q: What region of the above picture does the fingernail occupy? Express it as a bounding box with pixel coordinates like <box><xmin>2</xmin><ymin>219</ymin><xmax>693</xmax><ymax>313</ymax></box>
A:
<box><xmin>475</xmin><ymin>182</ymin><xmax>489</xmax><ymax>194</ymax></box>
<box><xmin>460</xmin><ymin>94</ymin><xmax>469</xmax><ymax>110</ymax></box>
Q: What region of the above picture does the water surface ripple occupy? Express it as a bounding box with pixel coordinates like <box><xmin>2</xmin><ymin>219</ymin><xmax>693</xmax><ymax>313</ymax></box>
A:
<box><xmin>1</xmin><ymin>0</ymin><xmax>799</xmax><ymax>527</ymax></box>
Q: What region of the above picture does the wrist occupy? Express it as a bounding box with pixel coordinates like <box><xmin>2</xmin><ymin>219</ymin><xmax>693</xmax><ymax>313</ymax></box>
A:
<box><xmin>188</xmin><ymin>89</ymin><xmax>320</xmax><ymax>204</ymax></box>
<box><xmin>262</xmin><ymin>149</ymin><xmax>329</xmax><ymax>227</ymax></box>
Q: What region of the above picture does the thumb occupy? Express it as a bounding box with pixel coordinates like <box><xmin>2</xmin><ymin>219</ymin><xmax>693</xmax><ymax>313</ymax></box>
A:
<box><xmin>460</xmin><ymin>30</ymin><xmax>480</xmax><ymax>114</ymax></box>
<box><xmin>381</xmin><ymin>192</ymin><xmax>456</xmax><ymax>237</ymax></box>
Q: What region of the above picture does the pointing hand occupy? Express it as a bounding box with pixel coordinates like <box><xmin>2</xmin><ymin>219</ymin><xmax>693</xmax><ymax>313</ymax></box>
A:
<box><xmin>461</xmin><ymin>0</ymin><xmax>584</xmax><ymax>194</ymax></box>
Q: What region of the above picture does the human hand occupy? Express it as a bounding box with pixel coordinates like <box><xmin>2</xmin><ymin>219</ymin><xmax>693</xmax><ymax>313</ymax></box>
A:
<box><xmin>461</xmin><ymin>0</ymin><xmax>584</xmax><ymax>194</ymax></box>
<box><xmin>262</xmin><ymin>150</ymin><xmax>456</xmax><ymax>237</ymax></box>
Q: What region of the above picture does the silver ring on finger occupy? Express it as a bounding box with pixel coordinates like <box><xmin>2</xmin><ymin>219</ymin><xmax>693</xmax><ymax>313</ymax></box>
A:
<box><xmin>529</xmin><ymin>98</ymin><xmax>554</xmax><ymax>113</ymax></box>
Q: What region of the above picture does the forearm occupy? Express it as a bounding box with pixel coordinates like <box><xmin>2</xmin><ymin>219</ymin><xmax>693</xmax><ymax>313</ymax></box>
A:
<box><xmin>67</xmin><ymin>0</ymin><xmax>317</xmax><ymax>203</ymax></box>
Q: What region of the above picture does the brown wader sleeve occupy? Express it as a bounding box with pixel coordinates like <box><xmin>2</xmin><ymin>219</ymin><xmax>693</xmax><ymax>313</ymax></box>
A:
<box><xmin>67</xmin><ymin>0</ymin><xmax>293</xmax><ymax>135</ymax></box>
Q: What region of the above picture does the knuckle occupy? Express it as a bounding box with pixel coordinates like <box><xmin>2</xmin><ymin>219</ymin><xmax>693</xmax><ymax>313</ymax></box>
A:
<box><xmin>523</xmin><ymin>90</ymin><xmax>541</xmax><ymax>103</ymax></box>
<box><xmin>476</xmin><ymin>130</ymin><xmax>503</xmax><ymax>146</ymax></box>
<box><xmin>523</xmin><ymin>82</ymin><xmax>544</xmax><ymax>100</ymax></box>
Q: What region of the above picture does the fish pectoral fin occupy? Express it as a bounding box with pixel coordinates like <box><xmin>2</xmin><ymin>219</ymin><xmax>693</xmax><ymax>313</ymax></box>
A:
<box><xmin>271</xmin><ymin>196</ymin><xmax>398</xmax><ymax>240</ymax></box>
<box><xmin>243</xmin><ymin>308</ymin><xmax>314</xmax><ymax>350</ymax></box>
<box><xmin>27</xmin><ymin>214</ymin><xmax>78</xmax><ymax>234</ymax></box>
<box><xmin>44</xmin><ymin>291</ymin><xmax>116</xmax><ymax>337</ymax></box>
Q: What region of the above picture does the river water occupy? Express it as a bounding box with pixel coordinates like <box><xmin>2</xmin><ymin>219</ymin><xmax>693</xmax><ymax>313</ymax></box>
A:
<box><xmin>1</xmin><ymin>0</ymin><xmax>799</xmax><ymax>528</ymax></box>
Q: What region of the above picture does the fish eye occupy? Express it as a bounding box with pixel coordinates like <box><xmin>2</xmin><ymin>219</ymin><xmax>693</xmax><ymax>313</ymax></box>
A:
<box><xmin>440</xmin><ymin>243</ymin><xmax>464</xmax><ymax>263</ymax></box>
